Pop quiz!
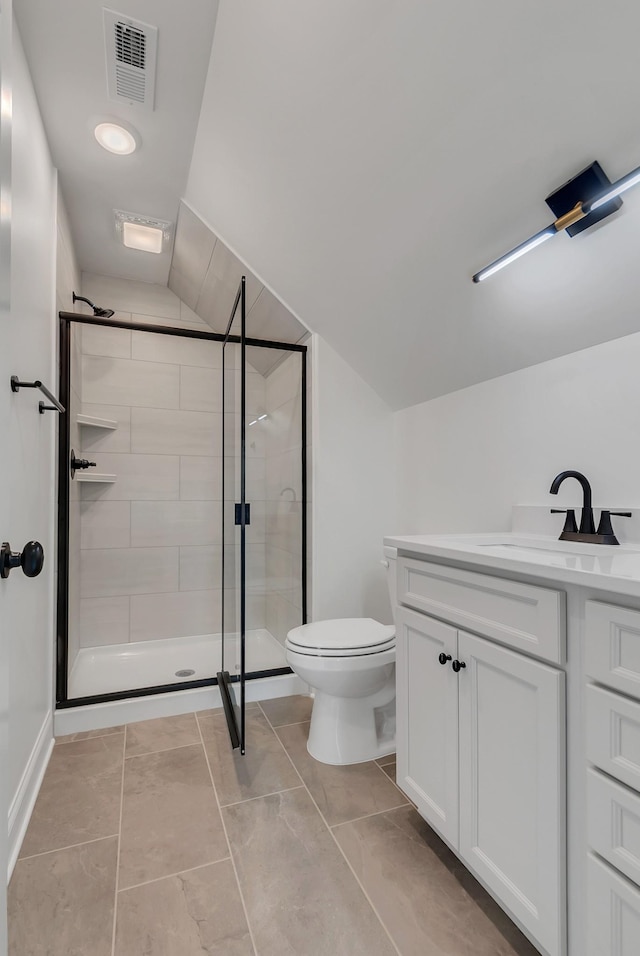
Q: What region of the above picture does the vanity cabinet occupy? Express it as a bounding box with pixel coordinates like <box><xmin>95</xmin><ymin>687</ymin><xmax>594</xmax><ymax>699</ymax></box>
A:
<box><xmin>585</xmin><ymin>600</ymin><xmax>640</xmax><ymax>955</ymax></box>
<box><xmin>396</xmin><ymin>560</ymin><xmax>566</xmax><ymax>956</ymax></box>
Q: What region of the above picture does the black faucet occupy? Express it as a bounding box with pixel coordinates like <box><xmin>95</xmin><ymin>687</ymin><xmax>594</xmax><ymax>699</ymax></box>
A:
<box><xmin>549</xmin><ymin>471</ymin><xmax>632</xmax><ymax>544</ymax></box>
<box><xmin>549</xmin><ymin>470</ymin><xmax>596</xmax><ymax>535</ymax></box>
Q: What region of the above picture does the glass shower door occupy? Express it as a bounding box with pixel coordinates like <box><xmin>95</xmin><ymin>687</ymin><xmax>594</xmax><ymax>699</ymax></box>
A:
<box><xmin>219</xmin><ymin>279</ymin><xmax>247</xmax><ymax>752</ymax></box>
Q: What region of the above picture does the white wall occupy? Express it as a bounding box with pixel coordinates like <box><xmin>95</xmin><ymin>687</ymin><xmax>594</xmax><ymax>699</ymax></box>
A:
<box><xmin>311</xmin><ymin>335</ymin><xmax>395</xmax><ymax>625</ymax></box>
<box><xmin>6</xmin><ymin>24</ymin><xmax>57</xmax><ymax>868</ymax></box>
<box><xmin>394</xmin><ymin>331</ymin><xmax>640</xmax><ymax>535</ymax></box>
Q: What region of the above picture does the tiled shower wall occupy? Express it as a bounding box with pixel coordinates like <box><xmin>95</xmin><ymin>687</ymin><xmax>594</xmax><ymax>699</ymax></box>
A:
<box><xmin>264</xmin><ymin>352</ymin><xmax>306</xmax><ymax>644</ymax></box>
<box><xmin>74</xmin><ymin>278</ymin><xmax>267</xmax><ymax>650</ymax></box>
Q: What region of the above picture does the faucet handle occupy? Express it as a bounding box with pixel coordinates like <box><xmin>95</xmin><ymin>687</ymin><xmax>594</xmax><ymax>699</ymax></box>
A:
<box><xmin>596</xmin><ymin>510</ymin><xmax>632</xmax><ymax>545</ymax></box>
<box><xmin>550</xmin><ymin>508</ymin><xmax>578</xmax><ymax>534</ymax></box>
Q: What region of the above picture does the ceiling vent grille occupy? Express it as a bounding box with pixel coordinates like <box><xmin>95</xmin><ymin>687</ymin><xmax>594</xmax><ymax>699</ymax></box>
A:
<box><xmin>103</xmin><ymin>8</ymin><xmax>158</xmax><ymax>110</ymax></box>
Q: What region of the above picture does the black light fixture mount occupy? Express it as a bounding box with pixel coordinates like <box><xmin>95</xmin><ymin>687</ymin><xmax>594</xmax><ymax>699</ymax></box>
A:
<box><xmin>472</xmin><ymin>158</ymin><xmax>640</xmax><ymax>282</ymax></box>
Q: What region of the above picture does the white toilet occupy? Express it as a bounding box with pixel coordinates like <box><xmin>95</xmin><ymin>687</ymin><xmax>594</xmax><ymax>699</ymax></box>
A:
<box><xmin>285</xmin><ymin>547</ymin><xmax>398</xmax><ymax>765</ymax></box>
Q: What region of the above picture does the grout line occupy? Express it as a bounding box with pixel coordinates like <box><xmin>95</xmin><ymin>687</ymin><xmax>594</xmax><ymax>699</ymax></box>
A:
<box><xmin>196</xmin><ymin>712</ymin><xmax>260</xmax><ymax>956</ymax></box>
<box><xmin>17</xmin><ymin>834</ymin><xmax>120</xmax><ymax>862</ymax></box>
<box><xmin>221</xmin><ymin>785</ymin><xmax>305</xmax><ymax>810</ymax></box>
<box><xmin>110</xmin><ymin>725</ymin><xmax>127</xmax><ymax>956</ymax></box>
<box><xmin>375</xmin><ymin>754</ymin><xmax>396</xmax><ymax>768</ymax></box>
<box><xmin>266</xmin><ymin>714</ymin><xmax>403</xmax><ymax>956</ymax></box>
<box><xmin>55</xmin><ymin>730</ymin><xmax>125</xmax><ymax>744</ymax></box>
<box><xmin>124</xmin><ymin>740</ymin><xmax>205</xmax><ymax>760</ymax></box>
<box><xmin>373</xmin><ymin>756</ymin><xmax>413</xmax><ymax>802</ymax></box>
<box><xmin>118</xmin><ymin>855</ymin><xmax>231</xmax><ymax>894</ymax></box>
<box><xmin>328</xmin><ymin>801</ymin><xmax>411</xmax><ymax>831</ymax></box>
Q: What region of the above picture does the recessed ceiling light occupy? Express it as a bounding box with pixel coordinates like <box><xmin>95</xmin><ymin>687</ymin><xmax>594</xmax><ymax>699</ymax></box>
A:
<box><xmin>94</xmin><ymin>122</ymin><xmax>137</xmax><ymax>155</ymax></box>
<box><xmin>114</xmin><ymin>209</ymin><xmax>172</xmax><ymax>254</ymax></box>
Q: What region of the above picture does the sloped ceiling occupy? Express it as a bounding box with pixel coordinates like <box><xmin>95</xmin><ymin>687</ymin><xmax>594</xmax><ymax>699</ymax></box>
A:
<box><xmin>186</xmin><ymin>0</ymin><xmax>640</xmax><ymax>410</ymax></box>
<box><xmin>16</xmin><ymin>0</ymin><xmax>219</xmax><ymax>284</ymax></box>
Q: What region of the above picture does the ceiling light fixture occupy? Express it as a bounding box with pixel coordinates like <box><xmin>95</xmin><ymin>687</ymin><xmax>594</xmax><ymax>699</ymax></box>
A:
<box><xmin>114</xmin><ymin>209</ymin><xmax>172</xmax><ymax>254</ymax></box>
<box><xmin>472</xmin><ymin>160</ymin><xmax>640</xmax><ymax>283</ymax></box>
<box><xmin>94</xmin><ymin>121</ymin><xmax>138</xmax><ymax>155</ymax></box>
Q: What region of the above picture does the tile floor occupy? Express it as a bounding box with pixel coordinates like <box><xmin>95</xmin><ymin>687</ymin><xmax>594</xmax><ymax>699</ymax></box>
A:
<box><xmin>9</xmin><ymin>696</ymin><xmax>539</xmax><ymax>956</ymax></box>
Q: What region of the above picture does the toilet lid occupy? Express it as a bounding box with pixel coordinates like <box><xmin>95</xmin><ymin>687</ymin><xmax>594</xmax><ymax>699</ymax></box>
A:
<box><xmin>286</xmin><ymin>618</ymin><xmax>395</xmax><ymax>653</ymax></box>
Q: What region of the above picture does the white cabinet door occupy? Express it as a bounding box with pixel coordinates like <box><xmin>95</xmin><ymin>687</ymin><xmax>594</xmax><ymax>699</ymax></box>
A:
<box><xmin>457</xmin><ymin>630</ymin><xmax>566</xmax><ymax>956</ymax></box>
<box><xmin>396</xmin><ymin>606</ymin><xmax>459</xmax><ymax>846</ymax></box>
<box><xmin>587</xmin><ymin>853</ymin><xmax>640</xmax><ymax>956</ymax></box>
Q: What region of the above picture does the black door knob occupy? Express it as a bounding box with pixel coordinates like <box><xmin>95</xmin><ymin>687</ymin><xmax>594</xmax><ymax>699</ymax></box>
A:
<box><xmin>1</xmin><ymin>540</ymin><xmax>45</xmax><ymax>579</ymax></box>
<box><xmin>452</xmin><ymin>659</ymin><xmax>466</xmax><ymax>673</ymax></box>
<box><xmin>438</xmin><ymin>653</ymin><xmax>452</xmax><ymax>665</ymax></box>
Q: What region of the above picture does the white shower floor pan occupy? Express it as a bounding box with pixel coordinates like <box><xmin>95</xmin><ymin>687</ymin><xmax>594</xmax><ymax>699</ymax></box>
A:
<box><xmin>68</xmin><ymin>629</ymin><xmax>288</xmax><ymax>700</ymax></box>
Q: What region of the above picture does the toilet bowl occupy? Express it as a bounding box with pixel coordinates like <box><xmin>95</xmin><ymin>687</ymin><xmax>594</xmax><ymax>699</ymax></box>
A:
<box><xmin>285</xmin><ymin>547</ymin><xmax>397</xmax><ymax>765</ymax></box>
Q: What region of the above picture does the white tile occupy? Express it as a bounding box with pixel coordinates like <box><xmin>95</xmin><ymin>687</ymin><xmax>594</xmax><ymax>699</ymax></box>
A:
<box><xmin>168</xmin><ymin>266</ymin><xmax>199</xmax><ymax>312</ymax></box>
<box><xmin>79</xmin><ymin>454</ymin><xmax>180</xmax><ymax>501</ymax></box>
<box><xmin>131</xmin><ymin>500</ymin><xmax>221</xmax><ymax>547</ymax></box>
<box><xmin>82</xmin><ymin>355</ymin><xmax>180</xmax><ymax>409</ymax></box>
<box><xmin>246</xmin><ymin>287</ymin><xmax>308</xmax><ymax>344</ymax></box>
<box><xmin>80</xmin><ymin>596</ymin><xmax>130</xmax><ymax>647</ymax></box>
<box><xmin>80</xmin><ymin>404</ymin><xmax>131</xmax><ymax>453</ymax></box>
<box><xmin>80</xmin><ymin>500</ymin><xmax>130</xmax><ymax>549</ymax></box>
<box><xmin>180</xmin><ymin>366</ymin><xmax>223</xmax><ymax>412</ymax></box>
<box><xmin>196</xmin><ymin>241</ymin><xmax>263</xmax><ymax>333</ymax></box>
<box><xmin>180</xmin><ymin>457</ymin><xmax>222</xmax><ymax>500</ymax></box>
<box><xmin>179</xmin><ymin>546</ymin><xmax>222</xmax><ymax>591</ymax></box>
<box><xmin>129</xmin><ymin>312</ymin><xmax>211</xmax><ymax>332</ymax></box>
<box><xmin>265</xmin><ymin>393</ymin><xmax>302</xmax><ymax>456</ymax></box>
<box><xmin>131</xmin><ymin>330</ymin><xmax>222</xmax><ymax>368</ymax></box>
<box><xmin>171</xmin><ymin>203</ymin><xmax>216</xmax><ymax>298</ymax></box>
<box><xmin>82</xmin><ymin>273</ymin><xmax>181</xmax><ymax>320</ymax></box>
<box><xmin>130</xmin><ymin>589</ymin><xmax>222</xmax><ymax>642</ymax></box>
<box><xmin>265</xmin><ymin>449</ymin><xmax>302</xmax><ymax>501</ymax></box>
<box><xmin>131</xmin><ymin>407</ymin><xmax>221</xmax><ymax>456</ymax></box>
<box><xmin>80</xmin><ymin>548</ymin><xmax>178</xmax><ymax>598</ymax></box>
<box><xmin>81</xmin><ymin>324</ymin><xmax>132</xmax><ymax>358</ymax></box>
<box><xmin>266</xmin><ymin>352</ymin><xmax>302</xmax><ymax>411</ymax></box>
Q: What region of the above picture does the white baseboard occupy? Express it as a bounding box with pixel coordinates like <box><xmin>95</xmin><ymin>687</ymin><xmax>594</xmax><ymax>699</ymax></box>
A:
<box><xmin>54</xmin><ymin>672</ymin><xmax>306</xmax><ymax>737</ymax></box>
<box><xmin>8</xmin><ymin>712</ymin><xmax>54</xmax><ymax>879</ymax></box>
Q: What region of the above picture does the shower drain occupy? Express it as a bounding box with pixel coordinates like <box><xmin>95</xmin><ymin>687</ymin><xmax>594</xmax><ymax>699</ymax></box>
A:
<box><xmin>175</xmin><ymin>669</ymin><xmax>196</xmax><ymax>678</ymax></box>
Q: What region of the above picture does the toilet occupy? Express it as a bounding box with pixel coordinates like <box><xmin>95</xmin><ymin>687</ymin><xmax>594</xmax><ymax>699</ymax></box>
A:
<box><xmin>285</xmin><ymin>546</ymin><xmax>398</xmax><ymax>765</ymax></box>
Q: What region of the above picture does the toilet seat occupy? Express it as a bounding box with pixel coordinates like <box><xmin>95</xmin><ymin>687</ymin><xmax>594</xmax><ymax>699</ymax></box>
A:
<box><xmin>286</xmin><ymin>618</ymin><xmax>395</xmax><ymax>658</ymax></box>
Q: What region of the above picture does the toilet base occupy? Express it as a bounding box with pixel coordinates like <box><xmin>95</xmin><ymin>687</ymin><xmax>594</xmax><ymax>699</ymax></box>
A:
<box><xmin>306</xmin><ymin>676</ymin><xmax>396</xmax><ymax>766</ymax></box>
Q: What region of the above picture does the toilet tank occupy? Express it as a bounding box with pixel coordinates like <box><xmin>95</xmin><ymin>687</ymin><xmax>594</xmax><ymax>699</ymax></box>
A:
<box><xmin>382</xmin><ymin>546</ymin><xmax>398</xmax><ymax>624</ymax></box>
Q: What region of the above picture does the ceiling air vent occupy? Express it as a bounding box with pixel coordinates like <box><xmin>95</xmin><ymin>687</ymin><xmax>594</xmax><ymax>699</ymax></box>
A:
<box><xmin>103</xmin><ymin>8</ymin><xmax>158</xmax><ymax>110</ymax></box>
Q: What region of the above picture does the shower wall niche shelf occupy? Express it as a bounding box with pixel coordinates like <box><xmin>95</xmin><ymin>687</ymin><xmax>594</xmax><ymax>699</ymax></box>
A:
<box><xmin>77</xmin><ymin>414</ymin><xmax>117</xmax><ymax>430</ymax></box>
<box><xmin>76</xmin><ymin>473</ymin><xmax>116</xmax><ymax>483</ymax></box>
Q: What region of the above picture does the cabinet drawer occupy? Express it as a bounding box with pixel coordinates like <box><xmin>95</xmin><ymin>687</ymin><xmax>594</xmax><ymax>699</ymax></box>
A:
<box><xmin>588</xmin><ymin>768</ymin><xmax>640</xmax><ymax>888</ymax></box>
<box><xmin>586</xmin><ymin>601</ymin><xmax>640</xmax><ymax>698</ymax></box>
<box><xmin>397</xmin><ymin>557</ymin><xmax>565</xmax><ymax>663</ymax></box>
<box><xmin>587</xmin><ymin>685</ymin><xmax>640</xmax><ymax>792</ymax></box>
<box><xmin>587</xmin><ymin>853</ymin><xmax>640</xmax><ymax>956</ymax></box>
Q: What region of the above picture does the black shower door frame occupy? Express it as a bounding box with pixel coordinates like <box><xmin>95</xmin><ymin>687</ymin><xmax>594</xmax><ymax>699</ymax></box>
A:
<box><xmin>56</xmin><ymin>305</ymin><xmax>307</xmax><ymax>709</ymax></box>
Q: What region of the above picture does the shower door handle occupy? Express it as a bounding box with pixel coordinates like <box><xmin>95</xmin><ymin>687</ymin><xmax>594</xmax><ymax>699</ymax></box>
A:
<box><xmin>234</xmin><ymin>503</ymin><xmax>251</xmax><ymax>526</ymax></box>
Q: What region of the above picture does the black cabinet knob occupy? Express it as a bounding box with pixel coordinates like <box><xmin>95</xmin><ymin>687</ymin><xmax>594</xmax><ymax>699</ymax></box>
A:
<box><xmin>438</xmin><ymin>652</ymin><xmax>452</xmax><ymax>665</ymax></box>
<box><xmin>452</xmin><ymin>659</ymin><xmax>466</xmax><ymax>673</ymax></box>
<box><xmin>1</xmin><ymin>540</ymin><xmax>45</xmax><ymax>579</ymax></box>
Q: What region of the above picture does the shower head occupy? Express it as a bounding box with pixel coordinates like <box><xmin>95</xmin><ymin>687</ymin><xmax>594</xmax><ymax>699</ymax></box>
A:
<box><xmin>72</xmin><ymin>292</ymin><xmax>115</xmax><ymax>319</ymax></box>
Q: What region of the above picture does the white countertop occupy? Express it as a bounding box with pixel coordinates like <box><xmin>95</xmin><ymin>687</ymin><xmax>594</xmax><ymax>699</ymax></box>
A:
<box><xmin>384</xmin><ymin>531</ymin><xmax>640</xmax><ymax>599</ymax></box>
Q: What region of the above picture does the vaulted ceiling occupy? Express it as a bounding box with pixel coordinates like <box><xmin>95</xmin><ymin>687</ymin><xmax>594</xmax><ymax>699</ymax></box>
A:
<box><xmin>17</xmin><ymin>0</ymin><xmax>640</xmax><ymax>409</ymax></box>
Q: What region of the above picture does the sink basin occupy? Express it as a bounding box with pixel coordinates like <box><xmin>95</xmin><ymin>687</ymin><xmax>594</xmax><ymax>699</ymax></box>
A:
<box><xmin>442</xmin><ymin>534</ymin><xmax>640</xmax><ymax>558</ymax></box>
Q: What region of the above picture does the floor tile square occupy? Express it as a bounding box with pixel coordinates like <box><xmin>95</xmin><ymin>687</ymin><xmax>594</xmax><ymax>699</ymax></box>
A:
<box><xmin>115</xmin><ymin>859</ymin><xmax>253</xmax><ymax>955</ymax></box>
<box><xmin>9</xmin><ymin>837</ymin><xmax>117</xmax><ymax>956</ymax></box>
<box><xmin>277</xmin><ymin>721</ymin><xmax>408</xmax><ymax>826</ymax></box>
<box><xmin>200</xmin><ymin>711</ymin><xmax>301</xmax><ymax>805</ymax></box>
<box><xmin>119</xmin><ymin>744</ymin><xmax>228</xmax><ymax>889</ymax></box>
<box><xmin>20</xmin><ymin>735</ymin><xmax>123</xmax><ymax>857</ymax></box>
